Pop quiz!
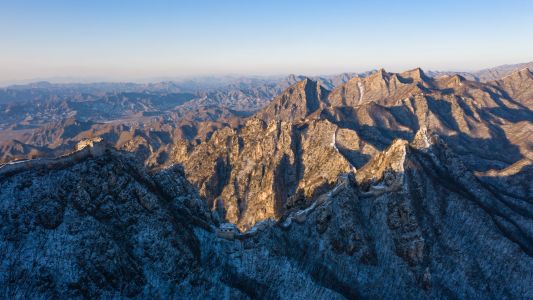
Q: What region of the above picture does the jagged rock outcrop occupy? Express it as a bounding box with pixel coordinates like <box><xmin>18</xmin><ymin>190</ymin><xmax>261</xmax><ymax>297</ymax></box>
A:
<box><xmin>170</xmin><ymin>66</ymin><xmax>532</xmax><ymax>231</ymax></box>
<box><xmin>265</xmin><ymin>130</ymin><xmax>532</xmax><ymax>298</ymax></box>
<box><xmin>256</xmin><ymin>78</ymin><xmax>328</xmax><ymax>121</ymax></box>
<box><xmin>322</xmin><ymin>67</ymin><xmax>533</xmax><ymax>172</ymax></box>
<box><xmin>327</xmin><ymin>68</ymin><xmax>431</xmax><ymax>107</ymax></box>
<box><xmin>173</xmin><ymin>117</ymin><xmax>355</xmax><ymax>230</ymax></box>
<box><xmin>2</xmin><ymin>131</ymin><xmax>532</xmax><ymax>299</ymax></box>
<box><xmin>1</xmin><ymin>65</ymin><xmax>532</xmax><ymax>299</ymax></box>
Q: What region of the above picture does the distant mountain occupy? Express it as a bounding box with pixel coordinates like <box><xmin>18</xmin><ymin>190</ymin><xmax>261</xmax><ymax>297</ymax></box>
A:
<box><xmin>493</xmin><ymin>67</ymin><xmax>533</xmax><ymax>108</ymax></box>
<box><xmin>276</xmin><ymin>71</ymin><xmax>376</xmax><ymax>91</ymax></box>
<box><xmin>0</xmin><ymin>64</ymin><xmax>531</xmax><ymax>298</ymax></box>
<box><xmin>473</xmin><ymin>61</ymin><xmax>533</xmax><ymax>81</ymax></box>
<box><xmin>428</xmin><ymin>61</ymin><xmax>533</xmax><ymax>82</ymax></box>
<box><xmin>0</xmin><ymin>70</ymin><xmax>376</xmax><ymax>163</ymax></box>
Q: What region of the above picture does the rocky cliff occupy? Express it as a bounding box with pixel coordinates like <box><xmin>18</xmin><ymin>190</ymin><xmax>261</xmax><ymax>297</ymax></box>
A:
<box><xmin>171</xmin><ymin>67</ymin><xmax>533</xmax><ymax>230</ymax></box>
<box><xmin>1</xmin><ymin>66</ymin><xmax>532</xmax><ymax>299</ymax></box>
<box><xmin>1</xmin><ymin>132</ymin><xmax>531</xmax><ymax>299</ymax></box>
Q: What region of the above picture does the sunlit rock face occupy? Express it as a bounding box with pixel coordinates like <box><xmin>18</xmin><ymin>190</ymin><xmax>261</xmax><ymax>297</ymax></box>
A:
<box><xmin>173</xmin><ymin>68</ymin><xmax>533</xmax><ymax>230</ymax></box>
<box><xmin>0</xmin><ymin>67</ymin><xmax>532</xmax><ymax>298</ymax></box>
<box><xmin>174</xmin><ymin>116</ymin><xmax>355</xmax><ymax>231</ymax></box>
<box><xmin>1</xmin><ymin>134</ymin><xmax>531</xmax><ymax>299</ymax></box>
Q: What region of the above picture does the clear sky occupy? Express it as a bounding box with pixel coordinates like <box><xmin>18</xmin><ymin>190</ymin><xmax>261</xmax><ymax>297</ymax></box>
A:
<box><xmin>1</xmin><ymin>0</ymin><xmax>532</xmax><ymax>83</ymax></box>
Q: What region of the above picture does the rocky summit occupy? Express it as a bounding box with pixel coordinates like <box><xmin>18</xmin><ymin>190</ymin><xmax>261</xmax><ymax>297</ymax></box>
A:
<box><xmin>170</xmin><ymin>67</ymin><xmax>533</xmax><ymax>231</ymax></box>
<box><xmin>0</xmin><ymin>65</ymin><xmax>532</xmax><ymax>299</ymax></box>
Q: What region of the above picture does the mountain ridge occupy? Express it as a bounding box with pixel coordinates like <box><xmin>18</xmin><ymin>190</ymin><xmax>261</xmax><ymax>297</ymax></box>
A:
<box><xmin>1</xmin><ymin>127</ymin><xmax>531</xmax><ymax>298</ymax></box>
<box><xmin>0</xmin><ymin>61</ymin><xmax>532</xmax><ymax>298</ymax></box>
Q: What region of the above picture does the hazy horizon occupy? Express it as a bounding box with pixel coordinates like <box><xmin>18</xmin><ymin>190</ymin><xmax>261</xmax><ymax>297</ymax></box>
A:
<box><xmin>1</xmin><ymin>60</ymin><xmax>532</xmax><ymax>87</ymax></box>
<box><xmin>2</xmin><ymin>0</ymin><xmax>533</xmax><ymax>83</ymax></box>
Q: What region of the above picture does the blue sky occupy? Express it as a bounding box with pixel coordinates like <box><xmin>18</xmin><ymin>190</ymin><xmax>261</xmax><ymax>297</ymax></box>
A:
<box><xmin>1</xmin><ymin>0</ymin><xmax>532</xmax><ymax>82</ymax></box>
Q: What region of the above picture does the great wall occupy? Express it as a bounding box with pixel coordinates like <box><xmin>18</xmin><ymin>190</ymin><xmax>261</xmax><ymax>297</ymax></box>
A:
<box><xmin>0</xmin><ymin>138</ymin><xmax>109</xmax><ymax>181</ymax></box>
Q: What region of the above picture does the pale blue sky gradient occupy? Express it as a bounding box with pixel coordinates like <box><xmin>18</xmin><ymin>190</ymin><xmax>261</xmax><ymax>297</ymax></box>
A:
<box><xmin>1</xmin><ymin>0</ymin><xmax>532</xmax><ymax>82</ymax></box>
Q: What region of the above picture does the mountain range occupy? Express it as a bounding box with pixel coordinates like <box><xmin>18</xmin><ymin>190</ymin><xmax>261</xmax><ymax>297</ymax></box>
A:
<box><xmin>0</xmin><ymin>61</ymin><xmax>532</xmax><ymax>298</ymax></box>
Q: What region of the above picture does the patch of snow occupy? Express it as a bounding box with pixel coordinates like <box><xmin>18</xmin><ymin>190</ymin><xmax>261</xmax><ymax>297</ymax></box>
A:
<box><xmin>398</xmin><ymin>143</ymin><xmax>407</xmax><ymax>173</ymax></box>
<box><xmin>357</xmin><ymin>81</ymin><xmax>364</xmax><ymax>103</ymax></box>
<box><xmin>331</xmin><ymin>129</ymin><xmax>339</xmax><ymax>152</ymax></box>
<box><xmin>418</xmin><ymin>127</ymin><xmax>431</xmax><ymax>148</ymax></box>
<box><xmin>330</xmin><ymin>128</ymin><xmax>356</xmax><ymax>172</ymax></box>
